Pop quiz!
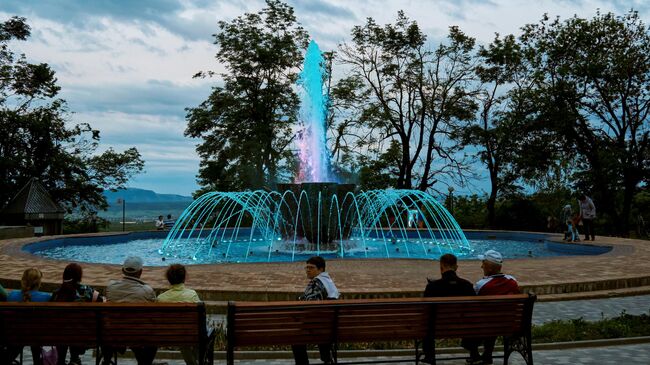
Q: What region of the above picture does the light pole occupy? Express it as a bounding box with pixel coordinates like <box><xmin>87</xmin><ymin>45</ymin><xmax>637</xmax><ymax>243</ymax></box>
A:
<box><xmin>116</xmin><ymin>198</ymin><xmax>126</xmax><ymax>232</ymax></box>
<box><xmin>447</xmin><ymin>186</ymin><xmax>454</xmax><ymax>216</ymax></box>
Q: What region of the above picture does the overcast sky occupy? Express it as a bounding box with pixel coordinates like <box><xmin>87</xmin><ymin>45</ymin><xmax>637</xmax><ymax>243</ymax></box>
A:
<box><xmin>1</xmin><ymin>0</ymin><xmax>647</xmax><ymax>196</ymax></box>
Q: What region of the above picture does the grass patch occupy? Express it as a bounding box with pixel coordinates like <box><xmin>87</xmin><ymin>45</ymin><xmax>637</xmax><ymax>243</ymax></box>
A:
<box><xmin>214</xmin><ymin>311</ymin><xmax>650</xmax><ymax>351</ymax></box>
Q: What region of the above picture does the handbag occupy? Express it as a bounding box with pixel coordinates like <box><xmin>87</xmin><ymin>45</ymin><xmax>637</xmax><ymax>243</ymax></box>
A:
<box><xmin>41</xmin><ymin>346</ymin><xmax>58</xmax><ymax>365</ymax></box>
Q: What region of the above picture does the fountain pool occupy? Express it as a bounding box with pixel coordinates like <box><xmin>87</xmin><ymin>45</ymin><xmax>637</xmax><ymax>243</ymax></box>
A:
<box><xmin>26</xmin><ymin>230</ymin><xmax>611</xmax><ymax>267</ymax></box>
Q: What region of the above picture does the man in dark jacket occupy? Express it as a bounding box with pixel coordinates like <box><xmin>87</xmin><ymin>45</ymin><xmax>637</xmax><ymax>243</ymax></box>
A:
<box><xmin>422</xmin><ymin>254</ymin><xmax>475</xmax><ymax>363</ymax></box>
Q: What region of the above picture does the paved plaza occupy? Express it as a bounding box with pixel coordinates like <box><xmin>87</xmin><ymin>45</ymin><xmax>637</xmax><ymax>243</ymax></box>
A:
<box><xmin>3</xmin><ymin>233</ymin><xmax>650</xmax><ymax>364</ymax></box>
<box><xmin>1</xmin><ymin>233</ymin><xmax>649</xmax><ymax>300</ymax></box>
<box><xmin>17</xmin><ymin>343</ymin><xmax>650</xmax><ymax>364</ymax></box>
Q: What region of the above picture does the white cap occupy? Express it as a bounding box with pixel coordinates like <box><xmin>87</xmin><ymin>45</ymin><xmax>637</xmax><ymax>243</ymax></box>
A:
<box><xmin>122</xmin><ymin>256</ymin><xmax>144</xmax><ymax>273</ymax></box>
<box><xmin>478</xmin><ymin>250</ymin><xmax>503</xmax><ymax>265</ymax></box>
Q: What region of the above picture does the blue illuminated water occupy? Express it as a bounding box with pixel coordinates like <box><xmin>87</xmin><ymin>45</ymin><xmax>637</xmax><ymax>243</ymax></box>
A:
<box><xmin>27</xmin><ymin>231</ymin><xmax>610</xmax><ymax>267</ymax></box>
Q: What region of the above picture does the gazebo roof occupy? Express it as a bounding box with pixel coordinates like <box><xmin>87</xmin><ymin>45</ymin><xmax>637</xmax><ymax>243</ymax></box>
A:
<box><xmin>1</xmin><ymin>178</ymin><xmax>65</xmax><ymax>217</ymax></box>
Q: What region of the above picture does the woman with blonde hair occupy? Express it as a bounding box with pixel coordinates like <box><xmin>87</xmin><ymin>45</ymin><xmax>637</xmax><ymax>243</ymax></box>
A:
<box><xmin>7</xmin><ymin>268</ymin><xmax>51</xmax><ymax>302</ymax></box>
<box><xmin>5</xmin><ymin>268</ymin><xmax>52</xmax><ymax>365</ymax></box>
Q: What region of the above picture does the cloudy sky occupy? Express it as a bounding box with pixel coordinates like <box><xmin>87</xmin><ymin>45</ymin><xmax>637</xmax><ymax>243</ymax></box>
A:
<box><xmin>1</xmin><ymin>0</ymin><xmax>647</xmax><ymax>196</ymax></box>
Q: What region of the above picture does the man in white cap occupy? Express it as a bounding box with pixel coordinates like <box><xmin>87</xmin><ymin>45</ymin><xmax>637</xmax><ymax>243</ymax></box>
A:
<box><xmin>463</xmin><ymin>250</ymin><xmax>520</xmax><ymax>365</ymax></box>
<box><xmin>102</xmin><ymin>256</ymin><xmax>157</xmax><ymax>365</ymax></box>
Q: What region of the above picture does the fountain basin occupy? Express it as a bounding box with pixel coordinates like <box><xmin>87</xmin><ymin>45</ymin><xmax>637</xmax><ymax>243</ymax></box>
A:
<box><xmin>26</xmin><ymin>230</ymin><xmax>611</xmax><ymax>266</ymax></box>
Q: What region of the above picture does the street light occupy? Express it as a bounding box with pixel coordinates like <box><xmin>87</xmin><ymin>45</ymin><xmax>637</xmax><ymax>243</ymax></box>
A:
<box><xmin>116</xmin><ymin>198</ymin><xmax>126</xmax><ymax>232</ymax></box>
<box><xmin>447</xmin><ymin>186</ymin><xmax>455</xmax><ymax>216</ymax></box>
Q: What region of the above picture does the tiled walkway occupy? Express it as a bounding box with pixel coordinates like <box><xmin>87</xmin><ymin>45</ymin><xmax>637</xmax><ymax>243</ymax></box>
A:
<box><xmin>2</xmin><ymin>233</ymin><xmax>649</xmax><ymax>299</ymax></box>
<box><xmin>533</xmin><ymin>294</ymin><xmax>650</xmax><ymax>324</ymax></box>
<box><xmin>21</xmin><ymin>343</ymin><xmax>650</xmax><ymax>364</ymax></box>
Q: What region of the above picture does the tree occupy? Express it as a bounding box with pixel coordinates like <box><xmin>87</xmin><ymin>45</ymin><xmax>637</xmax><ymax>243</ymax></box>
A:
<box><xmin>0</xmin><ymin>17</ymin><xmax>144</xmax><ymax>213</ymax></box>
<box><xmin>520</xmin><ymin>10</ymin><xmax>650</xmax><ymax>234</ymax></box>
<box><xmin>338</xmin><ymin>13</ymin><xmax>478</xmax><ymax>192</ymax></box>
<box><xmin>186</xmin><ymin>0</ymin><xmax>309</xmax><ymax>192</ymax></box>
<box><xmin>461</xmin><ymin>34</ymin><xmax>524</xmax><ymax>227</ymax></box>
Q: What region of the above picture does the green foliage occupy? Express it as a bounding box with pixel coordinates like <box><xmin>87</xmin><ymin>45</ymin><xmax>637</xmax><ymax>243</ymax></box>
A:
<box><xmin>338</xmin><ymin>13</ymin><xmax>478</xmax><ymax>191</ymax></box>
<box><xmin>0</xmin><ymin>17</ymin><xmax>144</xmax><ymax>213</ymax></box>
<box><xmin>519</xmin><ymin>10</ymin><xmax>650</xmax><ymax>234</ymax></box>
<box><xmin>532</xmin><ymin>312</ymin><xmax>650</xmax><ymax>343</ymax></box>
<box><xmin>452</xmin><ymin>195</ymin><xmax>488</xmax><ymax>229</ymax></box>
<box><xmin>63</xmin><ymin>215</ymin><xmax>109</xmax><ymax>234</ymax></box>
<box><xmin>358</xmin><ymin>140</ymin><xmax>400</xmax><ymax>190</ymax></box>
<box><xmin>186</xmin><ymin>0</ymin><xmax>308</xmax><ymax>191</ymax></box>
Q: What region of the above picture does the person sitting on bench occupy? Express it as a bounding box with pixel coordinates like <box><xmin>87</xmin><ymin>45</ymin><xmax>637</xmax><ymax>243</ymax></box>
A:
<box><xmin>464</xmin><ymin>250</ymin><xmax>520</xmax><ymax>365</ymax></box>
<box><xmin>292</xmin><ymin>256</ymin><xmax>340</xmax><ymax>365</ymax></box>
<box><xmin>422</xmin><ymin>254</ymin><xmax>475</xmax><ymax>364</ymax></box>
<box><xmin>102</xmin><ymin>256</ymin><xmax>157</xmax><ymax>365</ymax></box>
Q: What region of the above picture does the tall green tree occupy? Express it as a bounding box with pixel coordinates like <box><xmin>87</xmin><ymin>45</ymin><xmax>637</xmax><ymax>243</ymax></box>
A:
<box><xmin>186</xmin><ymin>0</ymin><xmax>308</xmax><ymax>192</ymax></box>
<box><xmin>338</xmin><ymin>13</ymin><xmax>478</xmax><ymax>191</ymax></box>
<box><xmin>462</xmin><ymin>34</ymin><xmax>526</xmax><ymax>227</ymax></box>
<box><xmin>520</xmin><ymin>10</ymin><xmax>650</xmax><ymax>234</ymax></box>
<box><xmin>0</xmin><ymin>17</ymin><xmax>144</xmax><ymax>213</ymax></box>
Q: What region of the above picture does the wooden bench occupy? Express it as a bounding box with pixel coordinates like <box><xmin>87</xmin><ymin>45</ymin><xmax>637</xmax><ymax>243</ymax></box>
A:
<box><xmin>227</xmin><ymin>294</ymin><xmax>535</xmax><ymax>364</ymax></box>
<box><xmin>0</xmin><ymin>302</ymin><xmax>216</xmax><ymax>365</ymax></box>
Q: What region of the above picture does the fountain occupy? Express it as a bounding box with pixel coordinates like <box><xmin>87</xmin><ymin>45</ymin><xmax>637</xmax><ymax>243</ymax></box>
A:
<box><xmin>159</xmin><ymin>40</ymin><xmax>471</xmax><ymax>263</ymax></box>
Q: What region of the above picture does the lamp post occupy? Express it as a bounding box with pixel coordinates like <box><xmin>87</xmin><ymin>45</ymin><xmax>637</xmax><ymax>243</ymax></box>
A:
<box><xmin>116</xmin><ymin>198</ymin><xmax>126</xmax><ymax>232</ymax></box>
<box><xmin>447</xmin><ymin>186</ymin><xmax>454</xmax><ymax>216</ymax></box>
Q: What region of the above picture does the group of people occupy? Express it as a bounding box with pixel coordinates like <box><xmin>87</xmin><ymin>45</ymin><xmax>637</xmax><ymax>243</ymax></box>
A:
<box><xmin>561</xmin><ymin>194</ymin><xmax>597</xmax><ymax>242</ymax></box>
<box><xmin>0</xmin><ymin>258</ymin><xmax>200</xmax><ymax>365</ymax></box>
<box><xmin>0</xmin><ymin>249</ymin><xmax>518</xmax><ymax>365</ymax></box>
<box><xmin>155</xmin><ymin>214</ymin><xmax>175</xmax><ymax>230</ymax></box>
<box><xmin>291</xmin><ymin>250</ymin><xmax>518</xmax><ymax>365</ymax></box>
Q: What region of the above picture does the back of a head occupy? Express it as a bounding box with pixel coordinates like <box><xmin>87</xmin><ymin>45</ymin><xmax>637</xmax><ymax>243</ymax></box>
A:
<box><xmin>166</xmin><ymin>264</ymin><xmax>186</xmax><ymax>285</ymax></box>
<box><xmin>63</xmin><ymin>262</ymin><xmax>83</xmax><ymax>283</ymax></box>
<box><xmin>439</xmin><ymin>253</ymin><xmax>458</xmax><ymax>271</ymax></box>
<box><xmin>306</xmin><ymin>256</ymin><xmax>326</xmax><ymax>271</ymax></box>
<box><xmin>21</xmin><ymin>268</ymin><xmax>42</xmax><ymax>302</ymax></box>
<box><xmin>56</xmin><ymin>263</ymin><xmax>83</xmax><ymax>302</ymax></box>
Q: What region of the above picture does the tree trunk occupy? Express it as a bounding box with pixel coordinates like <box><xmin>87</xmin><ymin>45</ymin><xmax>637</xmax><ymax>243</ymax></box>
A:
<box><xmin>487</xmin><ymin>168</ymin><xmax>498</xmax><ymax>229</ymax></box>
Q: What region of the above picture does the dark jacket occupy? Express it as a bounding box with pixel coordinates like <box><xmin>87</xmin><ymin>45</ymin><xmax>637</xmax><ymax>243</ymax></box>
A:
<box><xmin>424</xmin><ymin>270</ymin><xmax>475</xmax><ymax>297</ymax></box>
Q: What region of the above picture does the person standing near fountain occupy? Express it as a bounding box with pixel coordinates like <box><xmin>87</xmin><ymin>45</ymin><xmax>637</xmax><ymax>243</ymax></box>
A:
<box><xmin>292</xmin><ymin>256</ymin><xmax>339</xmax><ymax>365</ymax></box>
<box><xmin>421</xmin><ymin>254</ymin><xmax>475</xmax><ymax>364</ymax></box>
<box><xmin>579</xmin><ymin>194</ymin><xmax>596</xmax><ymax>241</ymax></box>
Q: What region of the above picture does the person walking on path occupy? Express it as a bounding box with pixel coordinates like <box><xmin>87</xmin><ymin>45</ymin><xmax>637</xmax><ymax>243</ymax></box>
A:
<box><xmin>579</xmin><ymin>194</ymin><xmax>596</xmax><ymax>241</ymax></box>
<box><xmin>422</xmin><ymin>254</ymin><xmax>475</xmax><ymax>364</ymax></box>
<box><xmin>292</xmin><ymin>256</ymin><xmax>339</xmax><ymax>365</ymax></box>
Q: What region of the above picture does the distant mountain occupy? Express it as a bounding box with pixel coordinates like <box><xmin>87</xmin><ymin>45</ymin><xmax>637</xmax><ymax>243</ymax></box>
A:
<box><xmin>103</xmin><ymin>188</ymin><xmax>193</xmax><ymax>203</ymax></box>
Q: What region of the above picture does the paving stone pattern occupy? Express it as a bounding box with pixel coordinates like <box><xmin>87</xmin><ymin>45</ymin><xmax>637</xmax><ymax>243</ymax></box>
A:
<box><xmin>21</xmin><ymin>343</ymin><xmax>650</xmax><ymax>364</ymax></box>
<box><xmin>532</xmin><ymin>294</ymin><xmax>650</xmax><ymax>324</ymax></box>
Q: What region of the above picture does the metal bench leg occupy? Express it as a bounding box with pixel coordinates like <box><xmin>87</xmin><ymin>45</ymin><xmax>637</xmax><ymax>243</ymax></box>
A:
<box><xmin>503</xmin><ymin>335</ymin><xmax>533</xmax><ymax>365</ymax></box>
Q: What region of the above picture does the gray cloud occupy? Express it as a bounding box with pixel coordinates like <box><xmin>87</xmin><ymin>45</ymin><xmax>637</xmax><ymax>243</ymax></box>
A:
<box><xmin>60</xmin><ymin>79</ymin><xmax>213</xmax><ymax>119</ymax></box>
<box><xmin>0</xmin><ymin>0</ymin><xmax>221</xmax><ymax>41</ymax></box>
<box><xmin>290</xmin><ymin>0</ymin><xmax>356</xmax><ymax>20</ymax></box>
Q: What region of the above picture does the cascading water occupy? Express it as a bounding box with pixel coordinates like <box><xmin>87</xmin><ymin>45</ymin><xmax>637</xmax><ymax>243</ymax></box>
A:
<box><xmin>160</xmin><ymin>40</ymin><xmax>471</xmax><ymax>263</ymax></box>
<box><xmin>160</xmin><ymin>189</ymin><xmax>471</xmax><ymax>262</ymax></box>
